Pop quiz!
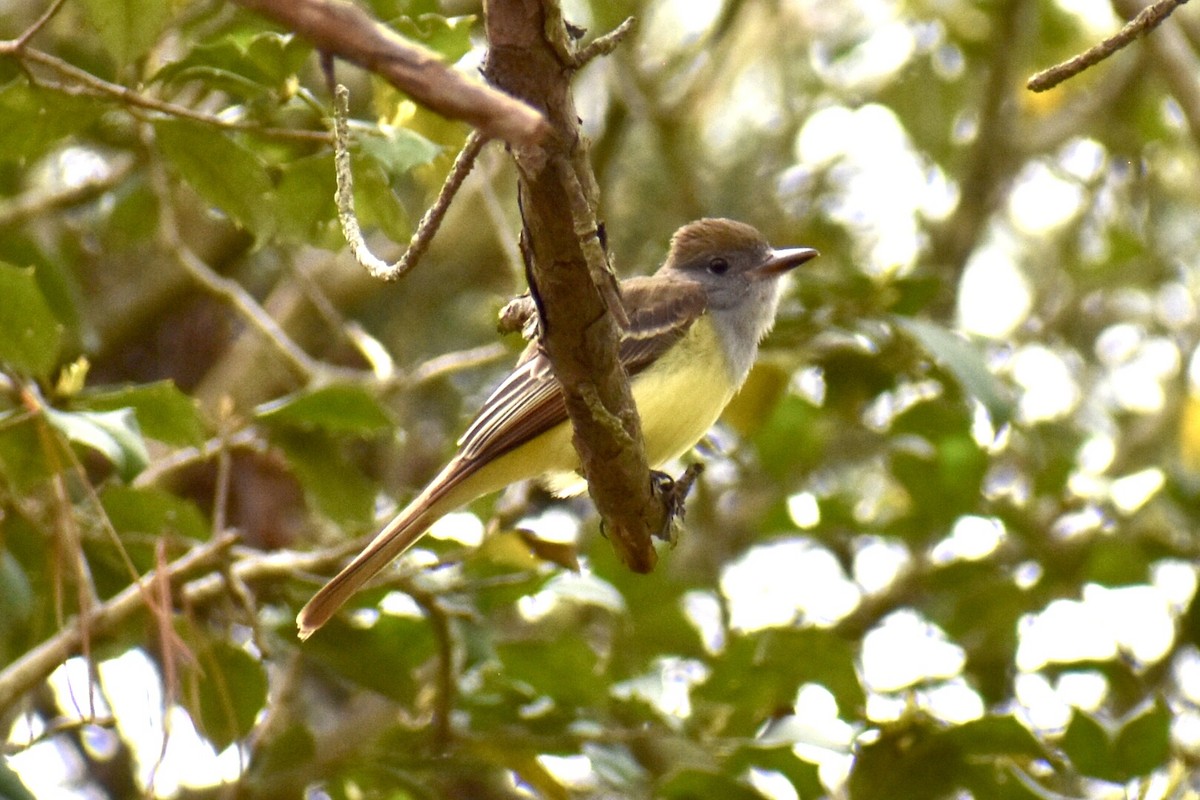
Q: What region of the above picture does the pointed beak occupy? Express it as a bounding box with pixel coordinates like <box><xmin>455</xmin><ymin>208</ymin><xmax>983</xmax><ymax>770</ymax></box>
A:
<box><xmin>753</xmin><ymin>246</ymin><xmax>820</xmax><ymax>278</ymax></box>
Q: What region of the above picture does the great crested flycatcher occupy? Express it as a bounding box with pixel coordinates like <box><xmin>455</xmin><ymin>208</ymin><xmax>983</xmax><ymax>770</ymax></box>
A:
<box><xmin>298</xmin><ymin>218</ymin><xmax>818</xmax><ymax>638</ymax></box>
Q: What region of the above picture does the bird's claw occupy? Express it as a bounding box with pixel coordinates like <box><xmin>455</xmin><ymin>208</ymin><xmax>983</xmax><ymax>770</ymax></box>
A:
<box><xmin>650</xmin><ymin>463</ymin><xmax>705</xmax><ymax>545</ymax></box>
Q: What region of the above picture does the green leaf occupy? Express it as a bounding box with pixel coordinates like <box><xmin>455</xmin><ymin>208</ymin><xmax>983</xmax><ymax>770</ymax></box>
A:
<box><xmin>256</xmin><ymin>384</ymin><xmax>393</xmax><ymax>435</ymax></box>
<box><xmin>392</xmin><ymin>14</ymin><xmax>476</xmax><ymax>63</ymax></box>
<box><xmin>154</xmin><ymin>31</ymin><xmax>312</xmax><ymax>99</ymax></box>
<box><xmin>0</xmin><ymin>415</ymin><xmax>54</xmax><ymax>491</ymax></box>
<box><xmin>359</xmin><ymin>127</ymin><xmax>442</xmax><ymax>177</ymax></box>
<box><xmin>77</xmin><ymin>0</ymin><xmax>173</xmax><ymax>64</ymax></box>
<box><xmin>43</xmin><ymin>407</ymin><xmax>149</xmax><ymax>481</ymax></box>
<box><xmin>1059</xmin><ymin>710</ymin><xmax>1117</xmax><ymax>782</ymax></box>
<box><xmin>351</xmin><ymin>156</ymin><xmax>411</xmax><ymax>243</ymax></box>
<box><xmin>191</xmin><ymin>639</ymin><xmax>268</xmax><ymax>750</ymax></box>
<box><xmin>0</xmin><ymin>549</ymin><xmax>34</xmax><ymax>659</ymax></box>
<box><xmin>848</xmin><ymin>722</ymin><xmax>961</xmax><ymax>800</ymax></box>
<box><xmin>246</xmin><ymin>723</ymin><xmax>316</xmax><ymax>779</ymax></box>
<box><xmin>0</xmin><ymin>82</ymin><xmax>103</xmax><ymax>162</ymax></box>
<box><xmin>894</xmin><ymin>316</ymin><xmax>1015</xmax><ymax>427</ymax></box>
<box><xmin>694</xmin><ymin>629</ymin><xmax>864</xmax><ymax>737</ymax></box>
<box><xmin>657</xmin><ymin>769</ymin><xmax>765</xmax><ymax>800</ymax></box>
<box><xmin>0</xmin><ymin>263</ymin><xmax>63</xmax><ymax>378</ymax></box>
<box><xmin>154</xmin><ymin>120</ymin><xmax>273</xmax><ymax>232</ymax></box>
<box><xmin>725</xmin><ymin>745</ymin><xmax>823</xmax><ymax>800</ymax></box>
<box><xmin>943</xmin><ymin>715</ymin><xmax>1046</xmax><ymax>759</ymax></box>
<box><xmin>1113</xmin><ymin>699</ymin><xmax>1170</xmax><ymax>778</ymax></box>
<box><xmin>271</xmin><ymin>430</ymin><xmax>375</xmax><ymax>524</ymax></box>
<box><xmin>79</xmin><ymin>381</ymin><xmax>207</xmax><ymax>446</ymax></box>
<box><xmin>269</xmin><ymin>154</ymin><xmax>339</xmax><ymax>247</ymax></box>
<box><xmin>300</xmin><ymin>613</ymin><xmax>436</xmax><ymax>701</ymax></box>
<box><xmin>101</xmin><ymin>485</ymin><xmax>209</xmax><ymax>540</ymax></box>
<box><xmin>496</xmin><ymin>633</ymin><xmax>609</xmax><ymax>709</ymax></box>
<box><xmin>0</xmin><ymin>757</ymin><xmax>38</xmax><ymax>800</ymax></box>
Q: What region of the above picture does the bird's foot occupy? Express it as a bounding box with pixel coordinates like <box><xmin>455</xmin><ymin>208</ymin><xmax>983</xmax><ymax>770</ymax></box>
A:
<box><xmin>650</xmin><ymin>463</ymin><xmax>705</xmax><ymax>546</ymax></box>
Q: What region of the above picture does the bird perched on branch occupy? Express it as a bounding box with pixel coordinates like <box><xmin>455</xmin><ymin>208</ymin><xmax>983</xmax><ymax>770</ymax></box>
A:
<box><xmin>298</xmin><ymin>218</ymin><xmax>818</xmax><ymax>638</ymax></box>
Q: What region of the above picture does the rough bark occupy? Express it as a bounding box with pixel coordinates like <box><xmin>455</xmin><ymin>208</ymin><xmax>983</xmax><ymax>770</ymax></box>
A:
<box><xmin>482</xmin><ymin>0</ymin><xmax>662</xmax><ymax>572</ymax></box>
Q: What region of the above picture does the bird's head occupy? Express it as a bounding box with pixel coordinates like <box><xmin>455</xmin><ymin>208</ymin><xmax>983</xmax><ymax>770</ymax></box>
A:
<box><xmin>661</xmin><ymin>218</ymin><xmax>818</xmax><ymax>311</ymax></box>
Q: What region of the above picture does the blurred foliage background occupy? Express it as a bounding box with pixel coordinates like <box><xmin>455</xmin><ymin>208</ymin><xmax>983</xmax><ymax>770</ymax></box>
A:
<box><xmin>1</xmin><ymin>0</ymin><xmax>1200</xmax><ymax>798</ymax></box>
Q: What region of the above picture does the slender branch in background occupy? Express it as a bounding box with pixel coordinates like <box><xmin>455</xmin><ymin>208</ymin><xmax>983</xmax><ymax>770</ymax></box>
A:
<box><xmin>1027</xmin><ymin>0</ymin><xmax>1190</xmax><ymax>91</ymax></box>
<box><xmin>170</xmin><ymin>241</ymin><xmax>321</xmax><ymax>381</ymax></box>
<box><xmin>407</xmin><ymin>342</ymin><xmax>509</xmax><ymax>386</ymax></box>
<box><xmin>1112</xmin><ymin>0</ymin><xmax>1200</xmax><ymax>149</ymax></box>
<box><xmin>147</xmin><ymin>156</ymin><xmax>323</xmax><ymax>383</ymax></box>
<box><xmin>13</xmin><ymin>0</ymin><xmax>67</xmax><ymax>49</ymax></box>
<box><xmin>926</xmin><ymin>0</ymin><xmax>1031</xmax><ymax>317</ymax></box>
<box><xmin>332</xmin><ymin>85</ymin><xmax>487</xmax><ymax>281</ymax></box>
<box><xmin>134</xmin><ymin>429</ymin><xmax>260</xmax><ymax>489</ymax></box>
<box><xmin>0</xmin><ymin>45</ymin><xmax>330</xmax><ymax>143</ymax></box>
<box><xmin>232</xmin><ymin>0</ymin><xmax>549</xmax><ymax>146</ymax></box>
<box><xmin>478</xmin><ymin>148</ymin><xmax>525</xmax><ymax>283</ymax></box>
<box><xmin>406</xmin><ymin>588</ymin><xmax>455</xmax><ymax>749</ymax></box>
<box><xmin>286</xmin><ymin>253</ymin><xmax>399</xmax><ymax>380</ymax></box>
<box><xmin>0</xmin><ymin>533</ymin><xmax>239</xmax><ymax>713</ymax></box>
<box><xmin>573</xmin><ymin>16</ymin><xmax>636</xmax><ymax>67</ymax></box>
<box><xmin>0</xmin><ymin>157</ymin><xmax>134</xmax><ymax>228</ymax></box>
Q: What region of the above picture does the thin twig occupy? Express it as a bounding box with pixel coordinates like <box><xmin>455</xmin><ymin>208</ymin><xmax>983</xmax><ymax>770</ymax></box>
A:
<box><xmin>0</xmin><ymin>532</ymin><xmax>239</xmax><ymax>712</ymax></box>
<box><xmin>408</xmin><ymin>342</ymin><xmax>509</xmax><ymax>385</ymax></box>
<box><xmin>0</xmin><ymin>156</ymin><xmax>134</xmax><ymax>228</ymax></box>
<box><xmin>147</xmin><ymin>154</ymin><xmax>322</xmax><ymax>382</ymax></box>
<box><xmin>406</xmin><ymin>588</ymin><xmax>455</xmax><ymax>749</ymax></box>
<box><xmin>478</xmin><ymin>147</ymin><xmax>524</xmax><ymax>283</ymax></box>
<box><xmin>171</xmin><ymin>241</ymin><xmax>321</xmax><ymax>381</ymax></box>
<box><xmin>1113</xmin><ymin>0</ymin><xmax>1200</xmax><ymax>148</ymax></box>
<box><xmin>333</xmin><ymin>84</ymin><xmax>487</xmax><ymax>281</ymax></box>
<box><xmin>1027</xmin><ymin>0</ymin><xmax>1190</xmax><ymax>91</ymax></box>
<box><xmin>573</xmin><ymin>17</ymin><xmax>637</xmax><ymax>67</ymax></box>
<box><xmin>13</xmin><ymin>0</ymin><xmax>68</xmax><ymax>50</ymax></box>
<box><xmin>0</xmin><ymin>45</ymin><xmax>330</xmax><ymax>143</ymax></box>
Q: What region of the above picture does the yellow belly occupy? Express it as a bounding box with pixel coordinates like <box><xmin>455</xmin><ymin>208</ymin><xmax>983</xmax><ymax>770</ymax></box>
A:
<box><xmin>531</xmin><ymin>318</ymin><xmax>737</xmax><ymax>496</ymax></box>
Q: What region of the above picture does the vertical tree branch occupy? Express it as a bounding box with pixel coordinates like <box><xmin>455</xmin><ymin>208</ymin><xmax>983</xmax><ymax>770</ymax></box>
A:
<box><xmin>482</xmin><ymin>0</ymin><xmax>661</xmax><ymax>572</ymax></box>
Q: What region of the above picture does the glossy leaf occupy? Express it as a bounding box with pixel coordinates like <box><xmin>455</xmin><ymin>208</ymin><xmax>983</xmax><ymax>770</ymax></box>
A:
<box><xmin>154</xmin><ymin>120</ymin><xmax>273</xmax><ymax>232</ymax></box>
<box><xmin>894</xmin><ymin>316</ymin><xmax>1015</xmax><ymax>427</ymax></box>
<box><xmin>77</xmin><ymin>0</ymin><xmax>172</xmax><ymax>64</ymax></box>
<box><xmin>79</xmin><ymin>381</ymin><xmax>207</xmax><ymax>446</ymax></box>
<box><xmin>256</xmin><ymin>384</ymin><xmax>393</xmax><ymax>435</ymax></box>
<box><xmin>0</xmin><ymin>263</ymin><xmax>63</xmax><ymax>378</ymax></box>
<box><xmin>43</xmin><ymin>407</ymin><xmax>149</xmax><ymax>481</ymax></box>
<box><xmin>101</xmin><ymin>485</ymin><xmax>209</xmax><ymax>541</ymax></box>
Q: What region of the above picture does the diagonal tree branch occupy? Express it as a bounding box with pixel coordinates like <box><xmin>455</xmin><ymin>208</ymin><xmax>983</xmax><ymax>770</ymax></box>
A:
<box><xmin>1027</xmin><ymin>0</ymin><xmax>1189</xmax><ymax>91</ymax></box>
<box><xmin>231</xmin><ymin>0</ymin><xmax>551</xmax><ymax>147</ymax></box>
<box><xmin>0</xmin><ymin>533</ymin><xmax>238</xmax><ymax>713</ymax></box>
<box><xmin>1112</xmin><ymin>0</ymin><xmax>1200</xmax><ymax>149</ymax></box>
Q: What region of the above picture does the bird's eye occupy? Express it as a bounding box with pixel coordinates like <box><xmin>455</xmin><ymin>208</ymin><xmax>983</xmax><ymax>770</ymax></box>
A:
<box><xmin>707</xmin><ymin>257</ymin><xmax>730</xmax><ymax>275</ymax></box>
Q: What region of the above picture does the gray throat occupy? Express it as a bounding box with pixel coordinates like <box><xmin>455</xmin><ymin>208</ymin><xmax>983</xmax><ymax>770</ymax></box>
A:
<box><xmin>709</xmin><ymin>279</ymin><xmax>784</xmax><ymax>386</ymax></box>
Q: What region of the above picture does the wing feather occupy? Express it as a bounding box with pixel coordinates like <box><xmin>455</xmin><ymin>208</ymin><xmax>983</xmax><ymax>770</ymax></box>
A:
<box><xmin>455</xmin><ymin>277</ymin><xmax>708</xmax><ymax>468</ymax></box>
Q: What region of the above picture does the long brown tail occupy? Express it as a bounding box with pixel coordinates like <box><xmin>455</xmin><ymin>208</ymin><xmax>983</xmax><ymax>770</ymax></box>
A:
<box><xmin>297</xmin><ymin>459</ymin><xmax>474</xmax><ymax>639</ymax></box>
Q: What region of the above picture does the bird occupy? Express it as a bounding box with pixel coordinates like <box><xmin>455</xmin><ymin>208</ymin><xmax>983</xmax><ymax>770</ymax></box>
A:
<box><xmin>297</xmin><ymin>218</ymin><xmax>818</xmax><ymax>638</ymax></box>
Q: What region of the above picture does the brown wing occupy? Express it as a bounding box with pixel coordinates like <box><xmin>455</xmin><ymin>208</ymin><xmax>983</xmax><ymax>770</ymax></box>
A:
<box><xmin>617</xmin><ymin>276</ymin><xmax>708</xmax><ymax>374</ymax></box>
<box><xmin>457</xmin><ymin>344</ymin><xmax>564</xmax><ymax>462</ymax></box>
<box><xmin>456</xmin><ymin>276</ymin><xmax>708</xmax><ymax>467</ymax></box>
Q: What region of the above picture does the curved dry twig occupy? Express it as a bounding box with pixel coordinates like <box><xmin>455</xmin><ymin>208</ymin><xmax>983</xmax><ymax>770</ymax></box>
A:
<box><xmin>333</xmin><ymin>85</ymin><xmax>488</xmax><ymax>281</ymax></box>
<box><xmin>1027</xmin><ymin>0</ymin><xmax>1190</xmax><ymax>91</ymax></box>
